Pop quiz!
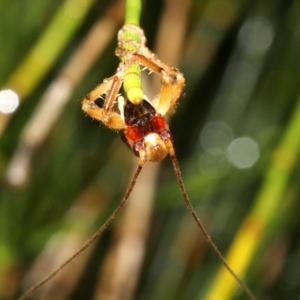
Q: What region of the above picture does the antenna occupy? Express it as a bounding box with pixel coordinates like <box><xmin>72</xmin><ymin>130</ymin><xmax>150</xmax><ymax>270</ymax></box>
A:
<box><xmin>169</xmin><ymin>151</ymin><xmax>257</xmax><ymax>300</ymax></box>
<box><xmin>18</xmin><ymin>164</ymin><xmax>143</xmax><ymax>300</ymax></box>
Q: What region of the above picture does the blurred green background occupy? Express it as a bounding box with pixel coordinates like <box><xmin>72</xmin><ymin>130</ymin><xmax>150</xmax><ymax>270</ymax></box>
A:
<box><xmin>1</xmin><ymin>0</ymin><xmax>300</xmax><ymax>299</ymax></box>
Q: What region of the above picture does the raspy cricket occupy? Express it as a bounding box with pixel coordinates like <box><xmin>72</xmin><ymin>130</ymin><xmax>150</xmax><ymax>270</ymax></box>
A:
<box><xmin>17</xmin><ymin>21</ymin><xmax>256</xmax><ymax>300</ymax></box>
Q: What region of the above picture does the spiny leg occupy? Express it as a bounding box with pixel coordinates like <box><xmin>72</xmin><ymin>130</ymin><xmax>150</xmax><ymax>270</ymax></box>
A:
<box><xmin>82</xmin><ymin>75</ymin><xmax>125</xmax><ymax>129</ymax></box>
<box><xmin>116</xmin><ymin>47</ymin><xmax>185</xmax><ymax>115</ymax></box>
<box><xmin>83</xmin><ymin>24</ymin><xmax>148</xmax><ymax>114</ymax></box>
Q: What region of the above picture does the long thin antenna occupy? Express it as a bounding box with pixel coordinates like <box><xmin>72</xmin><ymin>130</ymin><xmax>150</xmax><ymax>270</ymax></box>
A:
<box><xmin>169</xmin><ymin>152</ymin><xmax>257</xmax><ymax>300</ymax></box>
<box><xmin>18</xmin><ymin>164</ymin><xmax>143</xmax><ymax>300</ymax></box>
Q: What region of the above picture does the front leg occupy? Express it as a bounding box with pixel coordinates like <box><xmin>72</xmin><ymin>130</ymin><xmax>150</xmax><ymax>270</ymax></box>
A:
<box><xmin>116</xmin><ymin>47</ymin><xmax>185</xmax><ymax>116</ymax></box>
<box><xmin>82</xmin><ymin>77</ymin><xmax>125</xmax><ymax>130</ymax></box>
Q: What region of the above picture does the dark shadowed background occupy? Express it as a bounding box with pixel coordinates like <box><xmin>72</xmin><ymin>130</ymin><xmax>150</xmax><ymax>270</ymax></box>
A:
<box><xmin>1</xmin><ymin>0</ymin><xmax>300</xmax><ymax>299</ymax></box>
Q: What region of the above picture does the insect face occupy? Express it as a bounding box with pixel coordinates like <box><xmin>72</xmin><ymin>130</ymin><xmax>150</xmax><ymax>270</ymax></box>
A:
<box><xmin>123</xmin><ymin>99</ymin><xmax>171</xmax><ymax>163</ymax></box>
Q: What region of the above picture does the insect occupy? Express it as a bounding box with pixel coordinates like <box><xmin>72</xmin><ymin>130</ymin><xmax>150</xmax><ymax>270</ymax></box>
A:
<box><xmin>18</xmin><ymin>24</ymin><xmax>256</xmax><ymax>300</ymax></box>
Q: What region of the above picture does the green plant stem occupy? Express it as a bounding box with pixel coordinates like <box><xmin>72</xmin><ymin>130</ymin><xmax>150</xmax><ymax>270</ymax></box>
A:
<box><xmin>121</xmin><ymin>0</ymin><xmax>143</xmax><ymax>103</ymax></box>
<box><xmin>4</xmin><ymin>0</ymin><xmax>95</xmax><ymax>99</ymax></box>
<box><xmin>0</xmin><ymin>0</ymin><xmax>95</xmax><ymax>137</ymax></box>
<box><xmin>125</xmin><ymin>0</ymin><xmax>142</xmax><ymax>25</ymax></box>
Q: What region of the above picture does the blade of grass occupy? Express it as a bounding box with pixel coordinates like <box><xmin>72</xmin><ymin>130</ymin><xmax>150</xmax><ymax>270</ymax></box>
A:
<box><xmin>205</xmin><ymin>90</ymin><xmax>300</xmax><ymax>299</ymax></box>
<box><xmin>0</xmin><ymin>0</ymin><xmax>96</xmax><ymax>136</ymax></box>
<box><xmin>5</xmin><ymin>0</ymin><xmax>123</xmax><ymax>187</ymax></box>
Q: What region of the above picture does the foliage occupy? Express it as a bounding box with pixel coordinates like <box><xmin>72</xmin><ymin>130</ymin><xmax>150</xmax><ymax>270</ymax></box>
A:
<box><xmin>1</xmin><ymin>0</ymin><xmax>300</xmax><ymax>299</ymax></box>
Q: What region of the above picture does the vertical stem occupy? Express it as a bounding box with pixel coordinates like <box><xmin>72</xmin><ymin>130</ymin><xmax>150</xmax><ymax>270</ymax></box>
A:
<box><xmin>120</xmin><ymin>0</ymin><xmax>144</xmax><ymax>104</ymax></box>
<box><xmin>125</xmin><ymin>0</ymin><xmax>142</xmax><ymax>25</ymax></box>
